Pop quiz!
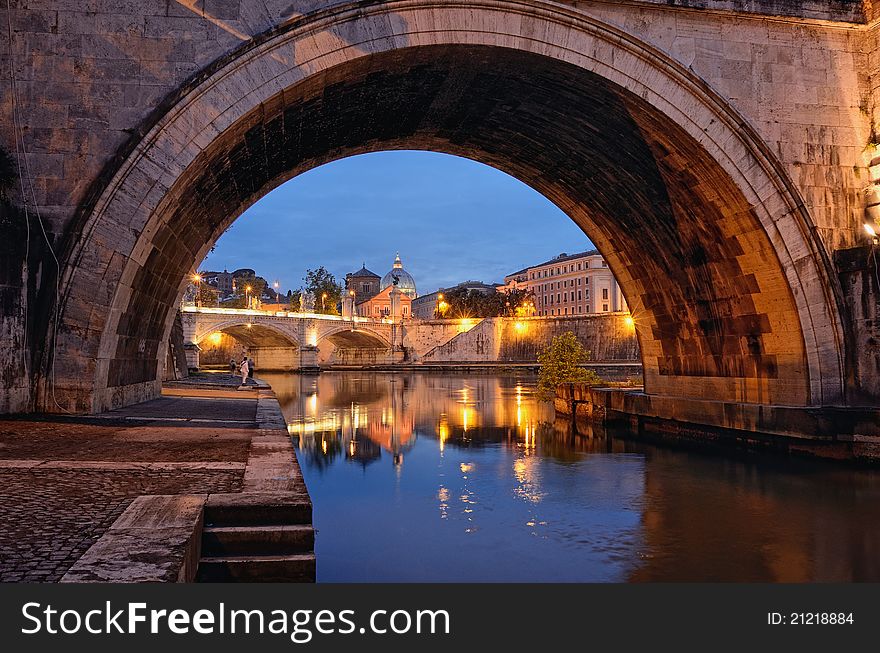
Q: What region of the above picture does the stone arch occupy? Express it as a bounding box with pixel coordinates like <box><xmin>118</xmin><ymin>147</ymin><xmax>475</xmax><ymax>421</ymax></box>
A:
<box><xmin>47</xmin><ymin>0</ymin><xmax>846</xmax><ymax>412</ymax></box>
<box><xmin>317</xmin><ymin>327</ymin><xmax>393</xmax><ymax>351</ymax></box>
<box><xmin>194</xmin><ymin>320</ymin><xmax>301</xmax><ymax>350</ymax></box>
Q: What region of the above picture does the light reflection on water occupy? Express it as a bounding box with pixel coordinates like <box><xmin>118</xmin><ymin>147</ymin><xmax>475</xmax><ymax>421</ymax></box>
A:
<box><xmin>263</xmin><ymin>371</ymin><xmax>880</xmax><ymax>583</ymax></box>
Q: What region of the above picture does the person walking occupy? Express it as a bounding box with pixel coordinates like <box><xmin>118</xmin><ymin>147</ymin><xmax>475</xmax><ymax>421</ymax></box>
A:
<box><xmin>239</xmin><ymin>356</ymin><xmax>249</xmax><ymax>386</ymax></box>
<box><xmin>248</xmin><ymin>356</ymin><xmax>255</xmax><ymax>380</ymax></box>
<box><xmin>229</xmin><ymin>358</ymin><xmax>236</xmax><ymax>374</ymax></box>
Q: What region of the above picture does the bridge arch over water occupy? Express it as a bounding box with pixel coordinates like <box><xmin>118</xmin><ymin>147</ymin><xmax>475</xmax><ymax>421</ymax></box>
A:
<box><xmin>24</xmin><ymin>0</ymin><xmax>862</xmax><ymax>414</ymax></box>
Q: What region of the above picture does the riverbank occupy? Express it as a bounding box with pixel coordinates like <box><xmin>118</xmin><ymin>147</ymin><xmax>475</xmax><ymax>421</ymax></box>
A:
<box><xmin>202</xmin><ymin>362</ymin><xmax>643</xmax><ymax>383</ymax></box>
<box><xmin>0</xmin><ymin>383</ymin><xmax>313</xmax><ymax>582</ymax></box>
<box><xmin>555</xmin><ymin>384</ymin><xmax>880</xmax><ymax>465</ymax></box>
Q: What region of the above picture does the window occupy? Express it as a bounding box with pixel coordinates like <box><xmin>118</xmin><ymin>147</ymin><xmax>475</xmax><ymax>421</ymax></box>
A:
<box><xmin>557</xmin><ymin>293</ymin><xmax>561</xmax><ymax>303</ymax></box>
<box><xmin>578</xmin><ymin>278</ymin><xmax>581</xmax><ymax>285</ymax></box>
<box><xmin>602</xmin><ymin>304</ymin><xmax>609</xmax><ymax>312</ymax></box>
<box><xmin>602</xmin><ymin>288</ymin><xmax>609</xmax><ymax>300</ymax></box>
<box><xmin>564</xmin><ymin>292</ymin><xmax>567</xmax><ymax>302</ymax></box>
<box><xmin>577</xmin><ymin>263</ymin><xmax>581</xmax><ymax>270</ymax></box>
<box><xmin>564</xmin><ymin>307</ymin><xmax>568</xmax><ymax>315</ymax></box>
<box><xmin>584</xmin><ymin>277</ymin><xmax>589</xmax><ymax>284</ymax></box>
<box><xmin>578</xmin><ymin>290</ymin><xmax>582</xmax><ymax>300</ymax></box>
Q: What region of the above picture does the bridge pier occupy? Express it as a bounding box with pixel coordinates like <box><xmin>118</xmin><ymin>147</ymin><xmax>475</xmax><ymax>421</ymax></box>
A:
<box><xmin>249</xmin><ymin>348</ymin><xmax>301</xmax><ymax>372</ymax></box>
<box><xmin>298</xmin><ymin>346</ymin><xmax>320</xmax><ymax>372</ymax></box>
<box><xmin>183</xmin><ymin>343</ymin><xmax>201</xmax><ymax>372</ymax></box>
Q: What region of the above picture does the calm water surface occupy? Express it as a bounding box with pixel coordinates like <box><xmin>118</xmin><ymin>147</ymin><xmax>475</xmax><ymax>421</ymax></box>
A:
<box><xmin>262</xmin><ymin>371</ymin><xmax>880</xmax><ymax>582</ymax></box>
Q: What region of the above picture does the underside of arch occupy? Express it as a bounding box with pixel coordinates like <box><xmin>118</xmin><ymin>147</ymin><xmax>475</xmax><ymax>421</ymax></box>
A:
<box><xmin>320</xmin><ymin>329</ymin><xmax>391</xmax><ymax>350</ymax></box>
<box><xmin>198</xmin><ymin>323</ymin><xmax>299</xmax><ymax>349</ymax></box>
<box><xmin>122</xmin><ymin>45</ymin><xmax>810</xmax><ymax>405</ymax></box>
<box><xmin>48</xmin><ymin>2</ymin><xmax>845</xmax><ymax>413</ymax></box>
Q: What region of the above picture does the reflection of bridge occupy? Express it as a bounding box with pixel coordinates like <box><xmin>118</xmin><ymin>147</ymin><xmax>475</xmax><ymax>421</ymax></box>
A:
<box><xmin>181</xmin><ymin>307</ymin><xmax>401</xmax><ymax>370</ymax></box>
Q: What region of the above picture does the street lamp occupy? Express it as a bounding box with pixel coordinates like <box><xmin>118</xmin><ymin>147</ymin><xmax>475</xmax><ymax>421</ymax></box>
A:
<box><xmin>322</xmin><ymin>292</ymin><xmax>328</xmax><ymax>312</ymax></box>
<box><xmin>245</xmin><ymin>284</ymin><xmax>252</xmax><ymax>309</ymax></box>
<box><xmin>192</xmin><ymin>273</ymin><xmax>202</xmax><ymax>308</ymax></box>
<box><xmin>273</xmin><ymin>280</ymin><xmax>280</xmax><ymax>302</ymax></box>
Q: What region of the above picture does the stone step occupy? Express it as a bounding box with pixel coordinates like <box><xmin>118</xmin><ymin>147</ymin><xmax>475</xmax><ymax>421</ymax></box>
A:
<box><xmin>202</xmin><ymin>524</ymin><xmax>314</xmax><ymax>556</ymax></box>
<box><xmin>204</xmin><ymin>492</ymin><xmax>312</xmax><ymax>526</ymax></box>
<box><xmin>196</xmin><ymin>553</ymin><xmax>316</xmax><ymax>583</ymax></box>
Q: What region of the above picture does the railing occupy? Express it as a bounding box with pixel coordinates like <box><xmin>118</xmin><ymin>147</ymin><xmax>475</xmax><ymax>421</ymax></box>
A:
<box><xmin>179</xmin><ymin>305</ymin><xmax>392</xmax><ymax>325</ymax></box>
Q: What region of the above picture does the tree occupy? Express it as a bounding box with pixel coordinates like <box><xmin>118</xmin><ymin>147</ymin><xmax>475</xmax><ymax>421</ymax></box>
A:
<box><xmin>536</xmin><ymin>331</ymin><xmax>601</xmax><ymax>401</ymax></box>
<box><xmin>304</xmin><ymin>267</ymin><xmax>342</xmax><ymax>315</ymax></box>
<box><xmin>437</xmin><ymin>287</ymin><xmax>534</xmax><ymax>318</ymax></box>
<box><xmin>197</xmin><ymin>283</ymin><xmax>219</xmax><ymax>307</ymax></box>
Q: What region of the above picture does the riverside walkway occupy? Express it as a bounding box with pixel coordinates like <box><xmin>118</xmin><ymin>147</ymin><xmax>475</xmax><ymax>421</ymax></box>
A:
<box><xmin>0</xmin><ymin>377</ymin><xmax>312</xmax><ymax>582</ymax></box>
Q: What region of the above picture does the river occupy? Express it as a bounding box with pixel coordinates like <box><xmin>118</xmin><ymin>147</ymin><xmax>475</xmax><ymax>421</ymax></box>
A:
<box><xmin>261</xmin><ymin>371</ymin><xmax>880</xmax><ymax>582</ymax></box>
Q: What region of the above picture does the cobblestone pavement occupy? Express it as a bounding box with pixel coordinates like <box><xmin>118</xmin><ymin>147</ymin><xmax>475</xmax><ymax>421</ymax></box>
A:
<box><xmin>0</xmin><ymin>468</ymin><xmax>243</xmax><ymax>582</ymax></box>
<box><xmin>0</xmin><ymin>401</ymin><xmax>256</xmax><ymax>582</ymax></box>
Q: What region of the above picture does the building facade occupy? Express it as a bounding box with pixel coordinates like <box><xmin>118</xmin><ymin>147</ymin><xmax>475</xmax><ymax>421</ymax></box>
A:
<box><xmin>411</xmin><ymin>291</ymin><xmax>441</xmax><ymax>320</ymax></box>
<box><xmin>505</xmin><ymin>250</ymin><xmax>626</xmax><ymax>316</ymax></box>
<box><xmin>345</xmin><ymin>265</ymin><xmax>382</xmax><ymax>303</ymax></box>
<box><xmin>346</xmin><ymin>254</ymin><xmax>417</xmax><ymax>319</ymax></box>
<box><xmin>354</xmin><ymin>284</ymin><xmax>413</xmax><ymax>319</ymax></box>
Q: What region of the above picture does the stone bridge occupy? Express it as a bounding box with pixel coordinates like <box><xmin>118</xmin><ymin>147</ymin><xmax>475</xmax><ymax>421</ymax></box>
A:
<box><xmin>1</xmin><ymin>0</ymin><xmax>879</xmax><ymax>427</ymax></box>
<box><xmin>180</xmin><ymin>307</ymin><xmax>400</xmax><ymax>370</ymax></box>
<box><xmin>181</xmin><ymin>307</ymin><xmax>641</xmax><ymax>371</ymax></box>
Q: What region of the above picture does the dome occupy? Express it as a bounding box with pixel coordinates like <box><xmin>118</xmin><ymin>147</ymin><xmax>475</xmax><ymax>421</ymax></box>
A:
<box><xmin>380</xmin><ymin>253</ymin><xmax>417</xmax><ymax>299</ymax></box>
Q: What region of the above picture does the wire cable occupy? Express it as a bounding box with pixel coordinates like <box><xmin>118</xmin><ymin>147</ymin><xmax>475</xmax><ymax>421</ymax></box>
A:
<box><xmin>6</xmin><ymin>0</ymin><xmax>70</xmax><ymax>413</ymax></box>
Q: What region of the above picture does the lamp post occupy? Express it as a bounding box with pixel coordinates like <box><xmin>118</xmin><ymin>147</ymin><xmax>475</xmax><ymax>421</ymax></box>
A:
<box><xmin>273</xmin><ymin>280</ymin><xmax>280</xmax><ymax>303</ymax></box>
<box><xmin>245</xmin><ymin>285</ymin><xmax>252</xmax><ymax>310</ymax></box>
<box><xmin>192</xmin><ymin>273</ymin><xmax>202</xmax><ymax>308</ymax></box>
<box><xmin>322</xmin><ymin>292</ymin><xmax>328</xmax><ymax>313</ymax></box>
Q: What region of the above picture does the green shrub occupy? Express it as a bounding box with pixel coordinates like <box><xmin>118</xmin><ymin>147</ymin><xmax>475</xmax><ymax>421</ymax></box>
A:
<box><xmin>536</xmin><ymin>331</ymin><xmax>601</xmax><ymax>400</ymax></box>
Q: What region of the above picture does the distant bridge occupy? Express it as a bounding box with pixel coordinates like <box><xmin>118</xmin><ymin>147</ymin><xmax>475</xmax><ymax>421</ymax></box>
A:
<box><xmin>180</xmin><ymin>306</ymin><xmax>640</xmax><ymax>371</ymax></box>
<box><xmin>180</xmin><ymin>307</ymin><xmax>401</xmax><ymax>370</ymax></box>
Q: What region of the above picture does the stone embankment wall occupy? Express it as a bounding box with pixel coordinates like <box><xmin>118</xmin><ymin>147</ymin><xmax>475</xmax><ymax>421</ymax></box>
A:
<box><xmin>415</xmin><ymin>314</ymin><xmax>640</xmax><ymax>363</ymax></box>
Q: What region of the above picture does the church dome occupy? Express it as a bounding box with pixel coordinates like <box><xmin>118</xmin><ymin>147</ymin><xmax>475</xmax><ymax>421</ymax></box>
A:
<box><xmin>380</xmin><ymin>253</ymin><xmax>417</xmax><ymax>299</ymax></box>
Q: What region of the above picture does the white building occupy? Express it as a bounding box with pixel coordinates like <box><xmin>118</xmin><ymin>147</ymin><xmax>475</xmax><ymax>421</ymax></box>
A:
<box><xmin>504</xmin><ymin>250</ymin><xmax>626</xmax><ymax>316</ymax></box>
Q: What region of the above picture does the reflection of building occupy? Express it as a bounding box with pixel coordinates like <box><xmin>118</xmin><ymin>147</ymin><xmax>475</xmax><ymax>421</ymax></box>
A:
<box><xmin>504</xmin><ymin>250</ymin><xmax>626</xmax><ymax>316</ymax></box>
<box><xmin>346</xmin><ymin>254</ymin><xmax>416</xmax><ymax>318</ymax></box>
<box><xmin>283</xmin><ymin>373</ymin><xmax>415</xmax><ymax>467</ymax></box>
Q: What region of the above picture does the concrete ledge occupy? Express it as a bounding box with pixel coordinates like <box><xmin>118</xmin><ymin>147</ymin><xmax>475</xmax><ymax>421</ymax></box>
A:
<box><xmin>61</xmin><ymin>495</ymin><xmax>206</xmax><ymax>583</ymax></box>
<box><xmin>556</xmin><ymin>385</ymin><xmax>880</xmax><ymax>463</ymax></box>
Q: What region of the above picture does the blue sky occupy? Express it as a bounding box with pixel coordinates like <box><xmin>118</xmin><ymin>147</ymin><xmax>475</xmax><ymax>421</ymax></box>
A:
<box><xmin>201</xmin><ymin>151</ymin><xmax>594</xmax><ymax>295</ymax></box>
